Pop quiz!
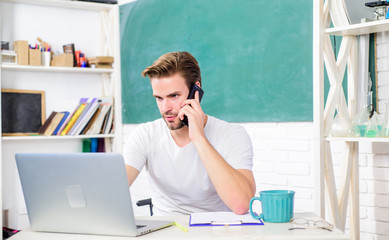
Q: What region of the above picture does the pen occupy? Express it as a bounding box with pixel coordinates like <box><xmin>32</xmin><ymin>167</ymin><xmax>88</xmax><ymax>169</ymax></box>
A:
<box><xmin>174</xmin><ymin>222</ymin><xmax>188</xmax><ymax>232</ymax></box>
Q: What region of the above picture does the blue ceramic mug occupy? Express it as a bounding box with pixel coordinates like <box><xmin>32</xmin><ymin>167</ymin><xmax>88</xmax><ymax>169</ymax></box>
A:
<box><xmin>249</xmin><ymin>190</ymin><xmax>295</xmax><ymax>223</ymax></box>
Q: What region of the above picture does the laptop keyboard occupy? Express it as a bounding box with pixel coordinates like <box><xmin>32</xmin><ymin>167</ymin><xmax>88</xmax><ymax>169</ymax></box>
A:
<box><xmin>137</xmin><ymin>225</ymin><xmax>146</xmax><ymax>229</ymax></box>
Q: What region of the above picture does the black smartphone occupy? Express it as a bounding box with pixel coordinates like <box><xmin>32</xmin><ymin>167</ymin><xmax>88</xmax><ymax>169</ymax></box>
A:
<box><xmin>181</xmin><ymin>84</ymin><xmax>204</xmax><ymax>126</ymax></box>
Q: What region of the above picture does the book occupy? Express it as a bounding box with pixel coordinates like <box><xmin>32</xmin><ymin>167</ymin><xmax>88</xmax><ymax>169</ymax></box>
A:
<box><xmin>100</xmin><ymin>107</ymin><xmax>110</xmax><ymax>134</ymax></box>
<box><xmin>85</xmin><ymin>103</ymin><xmax>111</xmax><ymax>135</ymax></box>
<box><xmin>66</xmin><ymin>97</ymin><xmax>90</xmax><ymax>135</ymax></box>
<box><xmin>80</xmin><ymin>105</ymin><xmax>101</xmax><ymax>135</ymax></box>
<box><xmin>69</xmin><ymin>98</ymin><xmax>99</xmax><ymax>136</ymax></box>
<box><xmin>104</xmin><ymin>138</ymin><xmax>112</xmax><ymax>152</ymax></box>
<box><xmin>100</xmin><ymin>96</ymin><xmax>114</xmax><ymax>134</ymax></box>
<box><xmin>97</xmin><ymin>138</ymin><xmax>105</xmax><ymax>152</ymax></box>
<box><xmin>87</xmin><ymin>56</ymin><xmax>114</xmax><ymax>63</ymax></box>
<box><xmin>60</xmin><ymin>102</ymin><xmax>87</xmax><ymax>136</ymax></box>
<box><xmin>90</xmin><ymin>138</ymin><xmax>98</xmax><ymax>152</ymax></box>
<box><xmin>89</xmin><ymin>63</ymin><xmax>113</xmax><ymax>69</ymax></box>
<box><xmin>87</xmin><ymin>56</ymin><xmax>114</xmax><ymax>69</ymax></box>
<box><xmin>52</xmin><ymin>111</ymin><xmax>70</xmax><ymax>135</ymax></box>
<box><xmin>37</xmin><ymin>111</ymin><xmax>58</xmax><ymax>135</ymax></box>
<box><xmin>53</xmin><ymin>99</ymin><xmax>81</xmax><ymax>135</ymax></box>
<box><xmin>82</xmin><ymin>138</ymin><xmax>91</xmax><ymax>152</ymax></box>
<box><xmin>43</xmin><ymin>112</ymin><xmax>65</xmax><ymax>136</ymax></box>
<box><xmin>59</xmin><ymin>98</ymin><xmax>88</xmax><ymax>135</ymax></box>
<box><xmin>99</xmin><ymin>104</ymin><xmax>112</xmax><ymax>134</ymax></box>
<box><xmin>103</xmin><ymin>104</ymin><xmax>114</xmax><ymax>134</ymax></box>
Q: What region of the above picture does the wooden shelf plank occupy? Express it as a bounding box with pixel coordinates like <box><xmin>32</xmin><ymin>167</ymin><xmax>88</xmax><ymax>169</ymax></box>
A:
<box><xmin>1</xmin><ymin>64</ymin><xmax>114</xmax><ymax>74</ymax></box>
<box><xmin>2</xmin><ymin>134</ymin><xmax>115</xmax><ymax>141</ymax></box>
<box><xmin>325</xmin><ymin>137</ymin><xmax>389</xmax><ymax>143</ymax></box>
<box><xmin>0</xmin><ymin>0</ymin><xmax>113</xmax><ymax>11</ymax></box>
<box><xmin>325</xmin><ymin>19</ymin><xmax>389</xmax><ymax>36</ymax></box>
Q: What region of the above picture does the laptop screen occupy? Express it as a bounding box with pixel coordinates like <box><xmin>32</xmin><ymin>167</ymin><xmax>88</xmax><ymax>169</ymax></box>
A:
<box><xmin>15</xmin><ymin>153</ymin><xmax>139</xmax><ymax>236</ymax></box>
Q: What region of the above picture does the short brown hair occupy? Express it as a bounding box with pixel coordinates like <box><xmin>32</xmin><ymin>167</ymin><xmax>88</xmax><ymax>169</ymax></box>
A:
<box><xmin>141</xmin><ymin>51</ymin><xmax>201</xmax><ymax>87</ymax></box>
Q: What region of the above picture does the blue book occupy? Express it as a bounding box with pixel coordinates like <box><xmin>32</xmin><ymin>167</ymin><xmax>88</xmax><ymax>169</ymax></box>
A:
<box><xmin>52</xmin><ymin>112</ymin><xmax>70</xmax><ymax>135</ymax></box>
<box><xmin>90</xmin><ymin>138</ymin><xmax>98</xmax><ymax>152</ymax></box>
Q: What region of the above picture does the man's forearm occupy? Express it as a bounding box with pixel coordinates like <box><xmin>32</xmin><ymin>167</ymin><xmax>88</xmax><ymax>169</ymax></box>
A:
<box><xmin>125</xmin><ymin>165</ymin><xmax>140</xmax><ymax>186</ymax></box>
<box><xmin>193</xmin><ymin>135</ymin><xmax>256</xmax><ymax>214</ymax></box>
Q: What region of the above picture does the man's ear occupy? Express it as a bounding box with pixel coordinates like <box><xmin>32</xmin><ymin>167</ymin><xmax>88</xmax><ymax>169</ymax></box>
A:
<box><xmin>195</xmin><ymin>81</ymin><xmax>201</xmax><ymax>88</ymax></box>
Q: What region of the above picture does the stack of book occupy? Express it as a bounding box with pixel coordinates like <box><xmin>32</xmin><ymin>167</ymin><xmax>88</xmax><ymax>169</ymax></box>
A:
<box><xmin>87</xmin><ymin>56</ymin><xmax>114</xmax><ymax>69</ymax></box>
<box><xmin>38</xmin><ymin>97</ymin><xmax>114</xmax><ymax>136</ymax></box>
<box><xmin>82</xmin><ymin>138</ymin><xmax>110</xmax><ymax>153</ymax></box>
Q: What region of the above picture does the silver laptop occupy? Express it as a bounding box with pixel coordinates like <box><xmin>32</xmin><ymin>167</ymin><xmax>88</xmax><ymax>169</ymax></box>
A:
<box><xmin>15</xmin><ymin>152</ymin><xmax>174</xmax><ymax>237</ymax></box>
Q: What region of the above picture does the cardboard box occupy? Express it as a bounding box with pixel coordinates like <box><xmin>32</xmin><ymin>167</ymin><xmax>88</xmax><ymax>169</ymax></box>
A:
<box><xmin>51</xmin><ymin>53</ymin><xmax>73</xmax><ymax>67</ymax></box>
<box><xmin>1</xmin><ymin>50</ymin><xmax>17</xmax><ymax>64</ymax></box>
<box><xmin>29</xmin><ymin>49</ymin><xmax>41</xmax><ymax>66</ymax></box>
<box><xmin>13</xmin><ymin>40</ymin><xmax>28</xmax><ymax>65</ymax></box>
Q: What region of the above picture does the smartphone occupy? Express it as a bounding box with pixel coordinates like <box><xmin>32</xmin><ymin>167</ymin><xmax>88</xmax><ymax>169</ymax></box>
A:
<box><xmin>181</xmin><ymin>84</ymin><xmax>204</xmax><ymax>126</ymax></box>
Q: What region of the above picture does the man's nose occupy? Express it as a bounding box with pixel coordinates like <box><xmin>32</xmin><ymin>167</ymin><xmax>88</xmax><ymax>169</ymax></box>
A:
<box><xmin>162</xmin><ymin>99</ymin><xmax>173</xmax><ymax>113</ymax></box>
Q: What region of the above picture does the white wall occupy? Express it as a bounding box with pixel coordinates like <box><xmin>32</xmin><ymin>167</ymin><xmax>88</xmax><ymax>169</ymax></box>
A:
<box><xmin>330</xmin><ymin>141</ymin><xmax>389</xmax><ymax>240</ymax></box>
<box><xmin>355</xmin><ymin>31</ymin><xmax>389</xmax><ymax>240</ymax></box>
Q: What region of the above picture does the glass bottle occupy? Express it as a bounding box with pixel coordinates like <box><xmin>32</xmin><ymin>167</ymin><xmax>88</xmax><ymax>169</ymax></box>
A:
<box><xmin>330</xmin><ymin>92</ymin><xmax>352</xmax><ymax>137</ymax></box>
<box><xmin>352</xmin><ymin>91</ymin><xmax>379</xmax><ymax>137</ymax></box>
<box><xmin>380</xmin><ymin>101</ymin><xmax>389</xmax><ymax>137</ymax></box>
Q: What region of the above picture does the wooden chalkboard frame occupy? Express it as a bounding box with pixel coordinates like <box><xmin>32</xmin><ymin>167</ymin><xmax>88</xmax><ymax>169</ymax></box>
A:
<box><xmin>1</xmin><ymin>89</ymin><xmax>46</xmax><ymax>136</ymax></box>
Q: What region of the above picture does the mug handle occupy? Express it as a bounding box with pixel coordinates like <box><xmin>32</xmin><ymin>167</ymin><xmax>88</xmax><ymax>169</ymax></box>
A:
<box><xmin>249</xmin><ymin>196</ymin><xmax>263</xmax><ymax>220</ymax></box>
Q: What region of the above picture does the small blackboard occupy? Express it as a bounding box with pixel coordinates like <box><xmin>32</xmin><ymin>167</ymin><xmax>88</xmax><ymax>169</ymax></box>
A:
<box><xmin>1</xmin><ymin>89</ymin><xmax>45</xmax><ymax>136</ymax></box>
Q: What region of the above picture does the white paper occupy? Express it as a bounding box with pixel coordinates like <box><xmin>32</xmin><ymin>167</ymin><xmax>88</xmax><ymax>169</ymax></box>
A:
<box><xmin>190</xmin><ymin>212</ymin><xmax>262</xmax><ymax>225</ymax></box>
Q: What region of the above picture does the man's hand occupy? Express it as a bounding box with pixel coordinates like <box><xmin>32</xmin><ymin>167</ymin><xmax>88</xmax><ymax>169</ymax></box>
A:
<box><xmin>179</xmin><ymin>91</ymin><xmax>206</xmax><ymax>141</ymax></box>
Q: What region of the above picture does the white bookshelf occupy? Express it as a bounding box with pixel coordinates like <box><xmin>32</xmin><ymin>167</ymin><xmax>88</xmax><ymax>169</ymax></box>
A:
<box><xmin>0</xmin><ymin>0</ymin><xmax>122</xmax><ymax>231</ymax></box>
<box><xmin>314</xmin><ymin>1</ymin><xmax>389</xmax><ymax>240</ymax></box>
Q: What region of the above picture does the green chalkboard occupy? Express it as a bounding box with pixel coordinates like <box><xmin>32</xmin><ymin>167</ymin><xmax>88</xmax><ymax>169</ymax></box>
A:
<box><xmin>120</xmin><ymin>0</ymin><xmax>313</xmax><ymax>124</ymax></box>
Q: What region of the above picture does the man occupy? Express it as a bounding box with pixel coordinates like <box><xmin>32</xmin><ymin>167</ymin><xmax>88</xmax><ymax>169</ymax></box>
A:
<box><xmin>124</xmin><ymin>51</ymin><xmax>255</xmax><ymax>215</ymax></box>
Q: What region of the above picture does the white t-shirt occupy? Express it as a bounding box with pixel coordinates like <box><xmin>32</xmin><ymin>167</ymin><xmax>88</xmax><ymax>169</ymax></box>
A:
<box><xmin>123</xmin><ymin>115</ymin><xmax>253</xmax><ymax>215</ymax></box>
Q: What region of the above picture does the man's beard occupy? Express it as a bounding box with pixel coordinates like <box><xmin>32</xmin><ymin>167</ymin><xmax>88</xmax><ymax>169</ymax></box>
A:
<box><xmin>166</xmin><ymin>120</ymin><xmax>185</xmax><ymax>130</ymax></box>
<box><xmin>163</xmin><ymin>112</ymin><xmax>185</xmax><ymax>130</ymax></box>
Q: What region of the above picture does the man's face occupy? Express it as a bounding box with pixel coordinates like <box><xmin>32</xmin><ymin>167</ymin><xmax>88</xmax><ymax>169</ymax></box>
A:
<box><xmin>151</xmin><ymin>73</ymin><xmax>189</xmax><ymax>130</ymax></box>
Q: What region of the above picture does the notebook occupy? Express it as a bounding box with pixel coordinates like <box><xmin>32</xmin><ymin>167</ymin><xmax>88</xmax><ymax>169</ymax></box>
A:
<box><xmin>15</xmin><ymin>152</ymin><xmax>174</xmax><ymax>237</ymax></box>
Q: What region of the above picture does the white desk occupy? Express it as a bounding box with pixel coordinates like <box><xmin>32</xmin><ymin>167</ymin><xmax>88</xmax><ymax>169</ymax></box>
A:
<box><xmin>8</xmin><ymin>212</ymin><xmax>349</xmax><ymax>240</ymax></box>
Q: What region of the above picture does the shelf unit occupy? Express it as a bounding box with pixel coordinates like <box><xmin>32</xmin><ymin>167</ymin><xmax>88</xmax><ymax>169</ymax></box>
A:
<box><xmin>314</xmin><ymin>1</ymin><xmax>389</xmax><ymax>240</ymax></box>
<box><xmin>1</xmin><ymin>64</ymin><xmax>115</xmax><ymax>73</ymax></box>
<box><xmin>0</xmin><ymin>0</ymin><xmax>122</xmax><ymax>231</ymax></box>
